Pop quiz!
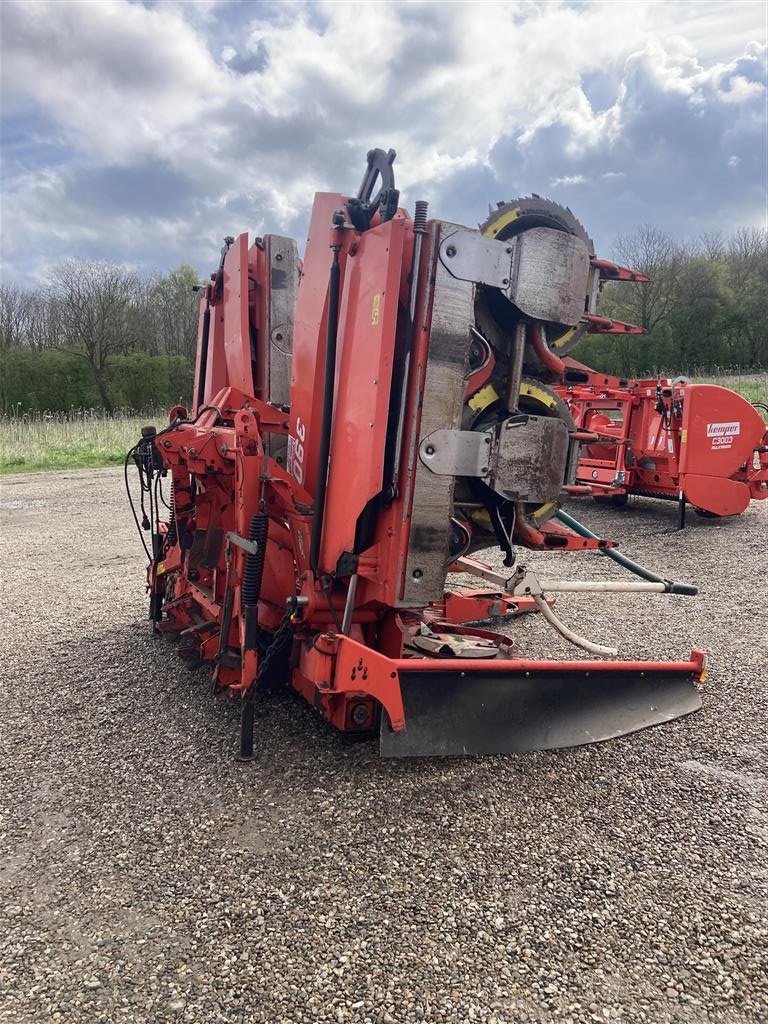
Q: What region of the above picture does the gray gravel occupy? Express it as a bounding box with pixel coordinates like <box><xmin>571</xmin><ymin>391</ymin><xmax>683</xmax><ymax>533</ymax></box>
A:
<box><xmin>1</xmin><ymin>467</ymin><xmax>766</xmax><ymax>1024</ymax></box>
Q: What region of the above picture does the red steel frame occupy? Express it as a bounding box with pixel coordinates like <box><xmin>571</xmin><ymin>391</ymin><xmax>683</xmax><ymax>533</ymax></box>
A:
<box><xmin>557</xmin><ymin>359</ymin><xmax>768</xmax><ymax>517</ymax></box>
<box><xmin>144</xmin><ymin>198</ymin><xmax>706</xmax><ymax>744</ymax></box>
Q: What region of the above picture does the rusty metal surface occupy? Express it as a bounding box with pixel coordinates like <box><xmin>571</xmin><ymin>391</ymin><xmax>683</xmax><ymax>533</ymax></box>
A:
<box><xmin>264</xmin><ymin>235</ymin><xmax>299</xmax><ymax>465</ymax></box>
<box><xmin>510</xmin><ymin>227</ymin><xmax>590</xmax><ymax>325</ymax></box>
<box><xmin>400</xmin><ymin>222</ymin><xmax>474</xmax><ymax>607</ymax></box>
<box><xmin>491</xmin><ymin>414</ymin><xmax>570</xmax><ymax>504</ymax></box>
<box><xmin>438</xmin><ymin>225</ymin><xmax>590</xmax><ymax>327</ymax></box>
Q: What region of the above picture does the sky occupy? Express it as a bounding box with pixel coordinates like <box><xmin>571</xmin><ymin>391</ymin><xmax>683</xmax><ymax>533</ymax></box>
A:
<box><xmin>1</xmin><ymin>0</ymin><xmax>766</xmax><ymax>284</ymax></box>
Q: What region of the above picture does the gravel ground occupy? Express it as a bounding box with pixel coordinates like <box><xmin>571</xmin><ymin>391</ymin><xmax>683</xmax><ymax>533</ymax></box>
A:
<box><xmin>1</xmin><ymin>467</ymin><xmax>766</xmax><ymax>1024</ymax></box>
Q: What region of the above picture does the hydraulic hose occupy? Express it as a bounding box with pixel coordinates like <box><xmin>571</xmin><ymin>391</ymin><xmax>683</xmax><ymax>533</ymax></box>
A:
<box><xmin>530</xmin><ymin>322</ymin><xmax>565</xmax><ymax>376</ymax></box>
<box><xmin>195</xmin><ymin>305</ymin><xmax>211</xmax><ymax>414</ymax></box>
<box><xmin>555</xmin><ymin>508</ymin><xmax>697</xmax><ymax>595</ymax></box>
<box><xmin>309</xmin><ymin>218</ymin><xmax>343</xmax><ymax>575</ymax></box>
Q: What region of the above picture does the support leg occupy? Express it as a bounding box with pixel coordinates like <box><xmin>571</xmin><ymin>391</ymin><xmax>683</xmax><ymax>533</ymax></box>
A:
<box><xmin>677</xmin><ymin>490</ymin><xmax>686</xmax><ymax>531</ymax></box>
<box><xmin>237</xmin><ymin>695</ymin><xmax>256</xmax><ymax>761</ymax></box>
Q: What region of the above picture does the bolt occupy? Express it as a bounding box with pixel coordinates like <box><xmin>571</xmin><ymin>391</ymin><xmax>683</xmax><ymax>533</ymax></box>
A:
<box><xmin>275</xmin><ymin>253</ymin><xmax>283</xmax><ymax>261</ymax></box>
<box><xmin>413</xmin><ymin>569</ymin><xmax>423</xmax><ymax>580</ymax></box>
<box><xmin>502</xmin><ymin>278</ymin><xmax>509</xmax><ymax>286</ymax></box>
<box><xmin>446</xmin><ymin>245</ymin><xmax>457</xmax><ymax>258</ymax></box>
<box><xmin>425</xmin><ymin>445</ymin><xmax>435</xmax><ymax>456</ymax></box>
<box><xmin>275</xmin><ymin>332</ymin><xmax>283</xmax><ymax>341</ymax></box>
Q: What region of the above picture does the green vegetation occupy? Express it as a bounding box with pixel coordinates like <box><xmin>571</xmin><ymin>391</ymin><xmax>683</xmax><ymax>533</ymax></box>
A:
<box><xmin>0</xmin><ymin>227</ymin><xmax>765</xmax><ymax>473</ymax></box>
<box><xmin>0</xmin><ymin>409</ymin><xmax>166</xmax><ymax>474</ymax></box>
<box><xmin>2</xmin><ymin>350</ymin><xmax>192</xmax><ymax>414</ymax></box>
<box><xmin>576</xmin><ymin>225</ymin><xmax>767</xmax><ymax>377</ymax></box>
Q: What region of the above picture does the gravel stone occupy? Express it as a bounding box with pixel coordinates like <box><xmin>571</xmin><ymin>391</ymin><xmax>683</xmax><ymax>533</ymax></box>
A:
<box><xmin>1</xmin><ymin>467</ymin><xmax>767</xmax><ymax>1024</ymax></box>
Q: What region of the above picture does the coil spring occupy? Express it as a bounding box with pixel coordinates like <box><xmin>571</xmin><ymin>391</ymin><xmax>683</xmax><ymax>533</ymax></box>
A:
<box><xmin>242</xmin><ymin>514</ymin><xmax>268</xmax><ymax>607</ymax></box>
<box><xmin>167</xmin><ymin>480</ymin><xmax>177</xmax><ymax>546</ymax></box>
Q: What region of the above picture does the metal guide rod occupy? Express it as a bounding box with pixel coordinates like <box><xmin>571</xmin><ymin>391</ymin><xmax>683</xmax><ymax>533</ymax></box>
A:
<box><xmin>505</xmin><ymin>321</ymin><xmax>526</xmax><ymax>412</ymax></box>
<box><xmin>555</xmin><ymin>509</ymin><xmax>697</xmax><ymax>594</ymax></box>
<box><xmin>340</xmin><ymin>573</ymin><xmax>359</xmax><ymax>635</ymax></box>
<box><xmin>456</xmin><ymin>557</ymin><xmax>676</xmax><ymax>594</ymax></box>
<box><xmin>390</xmin><ymin>200</ymin><xmax>428</xmax><ymax>496</ymax></box>
<box><xmin>309</xmin><ymin>218</ymin><xmax>343</xmax><ymax>574</ymax></box>
<box><xmin>536</xmin><ymin>580</ymin><xmax>668</xmax><ymax>594</ymax></box>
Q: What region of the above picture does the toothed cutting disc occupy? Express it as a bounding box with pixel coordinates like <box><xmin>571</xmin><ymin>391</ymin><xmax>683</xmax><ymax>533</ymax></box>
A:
<box><xmin>481</xmin><ymin>196</ymin><xmax>596</xmax><ymax>354</ymax></box>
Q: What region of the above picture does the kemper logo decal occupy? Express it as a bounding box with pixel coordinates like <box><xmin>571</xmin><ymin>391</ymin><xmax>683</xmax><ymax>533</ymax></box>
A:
<box><xmin>707</xmin><ymin>422</ymin><xmax>740</xmax><ymax>437</ymax></box>
<box><xmin>707</xmin><ymin>421</ymin><xmax>740</xmax><ymax>449</ymax></box>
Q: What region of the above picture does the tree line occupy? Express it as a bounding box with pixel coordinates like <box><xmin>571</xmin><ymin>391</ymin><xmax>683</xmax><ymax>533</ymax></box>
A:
<box><xmin>578</xmin><ymin>225</ymin><xmax>767</xmax><ymax>377</ymax></box>
<box><xmin>1</xmin><ymin>224</ymin><xmax>766</xmax><ymax>414</ymax></box>
<box><xmin>0</xmin><ymin>263</ymin><xmax>201</xmax><ymax>414</ymax></box>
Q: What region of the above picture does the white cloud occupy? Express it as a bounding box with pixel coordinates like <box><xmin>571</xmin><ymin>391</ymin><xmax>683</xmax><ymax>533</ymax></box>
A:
<box><xmin>550</xmin><ymin>175</ymin><xmax>587</xmax><ymax>187</ymax></box>
<box><xmin>0</xmin><ymin>0</ymin><xmax>765</xmax><ymax>280</ymax></box>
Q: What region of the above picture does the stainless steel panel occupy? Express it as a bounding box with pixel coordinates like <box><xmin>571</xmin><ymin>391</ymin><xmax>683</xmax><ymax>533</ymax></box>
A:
<box><xmin>438</xmin><ymin>229</ymin><xmax>512</xmax><ymax>287</ymax></box>
<box><xmin>418</xmin><ymin>429</ymin><xmax>493</xmax><ymax>478</ymax></box>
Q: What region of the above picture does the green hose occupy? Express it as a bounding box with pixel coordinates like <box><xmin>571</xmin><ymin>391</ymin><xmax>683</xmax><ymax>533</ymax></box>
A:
<box><xmin>555</xmin><ymin>508</ymin><xmax>697</xmax><ymax>595</ymax></box>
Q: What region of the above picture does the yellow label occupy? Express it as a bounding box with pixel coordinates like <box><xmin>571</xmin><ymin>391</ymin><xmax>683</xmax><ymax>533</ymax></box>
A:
<box><xmin>157</xmin><ymin>562</ymin><xmax>166</xmax><ymax>575</ymax></box>
<box><xmin>371</xmin><ymin>293</ymin><xmax>381</xmax><ymax>325</ymax></box>
<box><xmin>681</xmin><ymin>429</ymin><xmax>687</xmax><ymax>444</ymax></box>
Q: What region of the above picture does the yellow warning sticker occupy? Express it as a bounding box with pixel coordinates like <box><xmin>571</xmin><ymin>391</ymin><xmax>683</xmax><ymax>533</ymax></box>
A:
<box><xmin>681</xmin><ymin>429</ymin><xmax>687</xmax><ymax>444</ymax></box>
<box><xmin>371</xmin><ymin>293</ymin><xmax>381</xmax><ymax>325</ymax></box>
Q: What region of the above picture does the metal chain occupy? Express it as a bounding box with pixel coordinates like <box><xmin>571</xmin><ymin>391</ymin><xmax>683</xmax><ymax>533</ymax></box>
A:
<box><xmin>255</xmin><ymin>608</ymin><xmax>296</xmax><ymax>689</ymax></box>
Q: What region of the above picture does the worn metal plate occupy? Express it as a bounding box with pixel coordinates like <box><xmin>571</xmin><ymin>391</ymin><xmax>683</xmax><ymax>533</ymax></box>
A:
<box><xmin>419</xmin><ymin>429</ymin><xmax>493</xmax><ymax>477</ymax></box>
<box><xmin>400</xmin><ymin>223</ymin><xmax>475</xmax><ymax>607</ymax></box>
<box><xmin>510</xmin><ymin>227</ymin><xmax>590</xmax><ymax>325</ymax></box>
<box><xmin>438</xmin><ymin>226</ymin><xmax>590</xmax><ymax>327</ymax></box>
<box><xmin>439</xmin><ymin>229</ymin><xmax>512</xmax><ymax>287</ymax></box>
<box><xmin>492</xmin><ymin>414</ymin><xmax>570</xmax><ymax>503</ymax></box>
<box><xmin>264</xmin><ymin>234</ymin><xmax>298</xmax><ymax>466</ymax></box>
<box><xmin>380</xmin><ymin>669</ymin><xmax>702</xmax><ymax>757</ymax></box>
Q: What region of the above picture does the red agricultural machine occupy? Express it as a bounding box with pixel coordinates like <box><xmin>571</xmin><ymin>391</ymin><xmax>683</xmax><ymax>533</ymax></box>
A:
<box><xmin>556</xmin><ymin>360</ymin><xmax>768</xmax><ymax>526</ymax></box>
<box><xmin>127</xmin><ymin>149</ymin><xmax>706</xmax><ymax>757</ymax></box>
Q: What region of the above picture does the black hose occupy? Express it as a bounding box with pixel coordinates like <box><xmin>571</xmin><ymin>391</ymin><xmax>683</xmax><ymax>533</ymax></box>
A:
<box><xmin>195</xmin><ymin>305</ymin><xmax>211</xmax><ymax>413</ymax></box>
<box><xmin>309</xmin><ymin>223</ymin><xmax>343</xmax><ymax>575</ymax></box>
<box><xmin>555</xmin><ymin>508</ymin><xmax>698</xmax><ymax>595</ymax></box>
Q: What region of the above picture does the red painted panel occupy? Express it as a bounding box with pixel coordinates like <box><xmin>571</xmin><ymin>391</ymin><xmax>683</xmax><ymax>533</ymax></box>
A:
<box><xmin>222</xmin><ymin>233</ymin><xmax>252</xmax><ymax>396</ymax></box>
<box><xmin>320</xmin><ymin>217</ymin><xmax>406</xmax><ymax>573</ymax></box>
<box><xmin>683</xmin><ymin>474</ymin><xmax>750</xmax><ymax>516</ymax></box>
<box><xmin>680</xmin><ymin>385</ymin><xmax>766</xmax><ymax>478</ymax></box>
<box><xmin>288</xmin><ymin>193</ymin><xmax>346</xmax><ymax>495</ymax></box>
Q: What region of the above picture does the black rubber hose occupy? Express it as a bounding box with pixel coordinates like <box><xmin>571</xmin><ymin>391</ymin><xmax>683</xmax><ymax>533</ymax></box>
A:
<box><xmin>309</xmin><ymin>229</ymin><xmax>342</xmax><ymax>574</ymax></box>
<box><xmin>243</xmin><ymin>514</ymin><xmax>268</xmax><ymax>650</ymax></box>
<box><xmin>195</xmin><ymin>305</ymin><xmax>211</xmax><ymax>413</ymax></box>
<box><xmin>555</xmin><ymin>508</ymin><xmax>698</xmax><ymax>595</ymax></box>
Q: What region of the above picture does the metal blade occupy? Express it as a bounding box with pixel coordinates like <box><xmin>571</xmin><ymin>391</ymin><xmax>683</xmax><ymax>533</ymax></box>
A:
<box><xmin>380</xmin><ymin>668</ymin><xmax>702</xmax><ymax>758</ymax></box>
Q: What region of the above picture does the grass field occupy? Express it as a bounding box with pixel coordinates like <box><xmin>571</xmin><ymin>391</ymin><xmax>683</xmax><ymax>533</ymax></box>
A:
<box><xmin>696</xmin><ymin>370</ymin><xmax>768</xmax><ymax>410</ymax></box>
<box><xmin>1</xmin><ymin>372</ymin><xmax>766</xmax><ymax>474</ymax></box>
<box><xmin>0</xmin><ymin>409</ymin><xmax>166</xmax><ymax>474</ymax></box>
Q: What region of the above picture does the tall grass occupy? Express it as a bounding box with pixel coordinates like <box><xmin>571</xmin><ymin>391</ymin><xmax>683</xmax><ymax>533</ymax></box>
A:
<box><xmin>1</xmin><ymin>370</ymin><xmax>766</xmax><ymax>475</ymax></box>
<box><xmin>0</xmin><ymin>407</ymin><xmax>169</xmax><ymax>474</ymax></box>
<box><xmin>690</xmin><ymin>367</ymin><xmax>768</xmax><ymax>412</ymax></box>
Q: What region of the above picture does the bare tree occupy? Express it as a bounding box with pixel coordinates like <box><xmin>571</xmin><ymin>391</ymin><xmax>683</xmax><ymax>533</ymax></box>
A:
<box><xmin>150</xmin><ymin>265</ymin><xmax>201</xmax><ymax>359</ymax></box>
<box><xmin>610</xmin><ymin>225</ymin><xmax>683</xmax><ymax>332</ymax></box>
<box><xmin>0</xmin><ymin>283</ymin><xmax>34</xmax><ymax>411</ymax></box>
<box><xmin>49</xmin><ymin>260</ymin><xmax>139</xmax><ymax>411</ymax></box>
